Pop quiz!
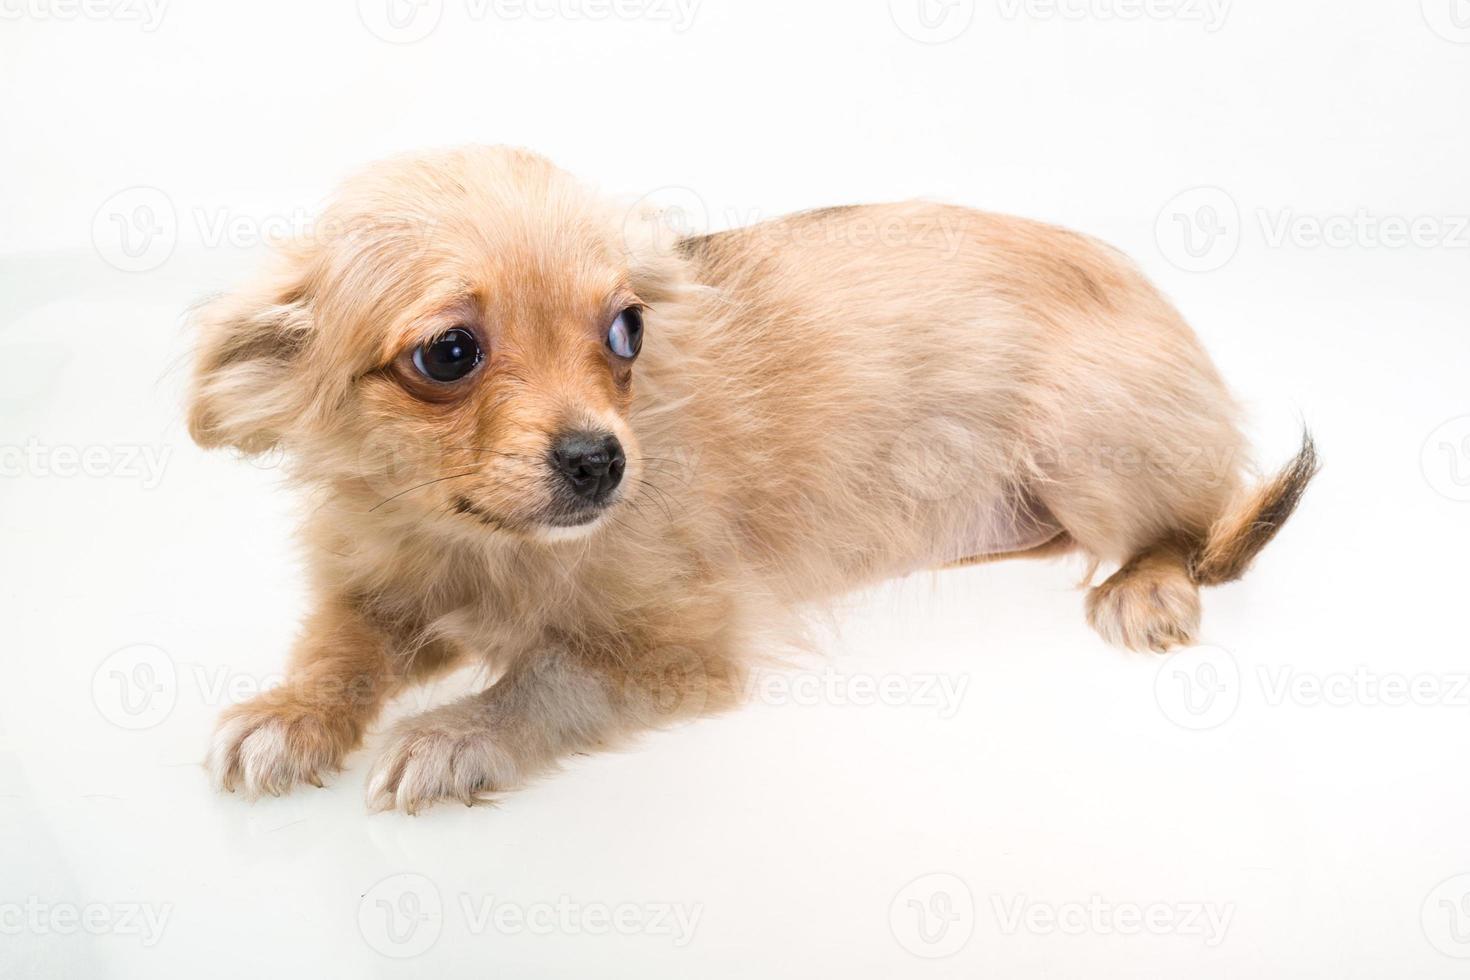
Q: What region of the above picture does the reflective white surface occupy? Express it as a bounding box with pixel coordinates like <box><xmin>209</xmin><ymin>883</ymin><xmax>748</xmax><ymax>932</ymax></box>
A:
<box><xmin>3</xmin><ymin>1</ymin><xmax>1469</xmax><ymax>976</ymax></box>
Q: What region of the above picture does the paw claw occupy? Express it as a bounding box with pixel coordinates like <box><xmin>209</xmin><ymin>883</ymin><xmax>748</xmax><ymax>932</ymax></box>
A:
<box><xmin>206</xmin><ymin>697</ymin><xmax>354</xmax><ymax>798</ymax></box>
<box><xmin>365</xmin><ymin>705</ymin><xmax>512</xmax><ymax>814</ymax></box>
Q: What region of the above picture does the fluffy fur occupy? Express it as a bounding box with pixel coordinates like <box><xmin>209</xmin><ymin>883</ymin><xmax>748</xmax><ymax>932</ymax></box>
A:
<box><xmin>190</xmin><ymin>146</ymin><xmax>1316</xmax><ymax>812</ymax></box>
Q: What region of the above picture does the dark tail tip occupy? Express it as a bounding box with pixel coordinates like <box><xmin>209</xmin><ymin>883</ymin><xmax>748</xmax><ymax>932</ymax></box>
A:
<box><xmin>1191</xmin><ymin>430</ymin><xmax>1319</xmax><ymax>586</ymax></box>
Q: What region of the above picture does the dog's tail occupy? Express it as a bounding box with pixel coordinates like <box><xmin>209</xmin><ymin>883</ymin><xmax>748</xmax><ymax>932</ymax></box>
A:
<box><xmin>1189</xmin><ymin>431</ymin><xmax>1319</xmax><ymax>586</ymax></box>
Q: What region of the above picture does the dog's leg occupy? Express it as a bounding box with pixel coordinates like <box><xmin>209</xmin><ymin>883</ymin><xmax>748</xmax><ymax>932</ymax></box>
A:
<box><xmin>207</xmin><ymin>599</ymin><xmax>457</xmax><ymax>797</ymax></box>
<box><xmin>1084</xmin><ymin>538</ymin><xmax>1201</xmax><ymax>653</ymax></box>
<box><xmin>941</xmin><ymin>531</ymin><xmax>1075</xmax><ymax>570</ymax></box>
<box><xmin>366</xmin><ymin>640</ymin><xmax>737</xmax><ymax>813</ymax></box>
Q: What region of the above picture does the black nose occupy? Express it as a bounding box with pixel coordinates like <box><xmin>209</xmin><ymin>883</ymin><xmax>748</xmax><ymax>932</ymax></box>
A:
<box><xmin>550</xmin><ymin>431</ymin><xmax>625</xmax><ymax>502</ymax></box>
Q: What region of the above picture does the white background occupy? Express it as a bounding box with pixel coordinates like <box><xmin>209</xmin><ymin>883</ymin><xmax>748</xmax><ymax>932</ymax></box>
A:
<box><xmin>3</xmin><ymin>0</ymin><xmax>1469</xmax><ymax>976</ymax></box>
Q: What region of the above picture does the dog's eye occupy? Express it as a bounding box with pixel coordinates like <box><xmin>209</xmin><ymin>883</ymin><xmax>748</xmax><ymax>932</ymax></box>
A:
<box><xmin>606</xmin><ymin>307</ymin><xmax>644</xmax><ymax>360</ymax></box>
<box><xmin>412</xmin><ymin>327</ymin><xmax>483</xmax><ymax>383</ymax></box>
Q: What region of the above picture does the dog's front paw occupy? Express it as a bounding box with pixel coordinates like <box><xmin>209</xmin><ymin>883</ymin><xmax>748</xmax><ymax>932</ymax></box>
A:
<box><xmin>206</xmin><ymin>693</ymin><xmax>356</xmax><ymax>797</ymax></box>
<box><xmin>365</xmin><ymin>703</ymin><xmax>516</xmax><ymax>814</ymax></box>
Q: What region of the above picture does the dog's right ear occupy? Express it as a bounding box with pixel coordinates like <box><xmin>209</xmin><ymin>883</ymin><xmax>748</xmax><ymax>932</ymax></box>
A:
<box><xmin>187</xmin><ymin>252</ymin><xmax>318</xmax><ymax>456</ymax></box>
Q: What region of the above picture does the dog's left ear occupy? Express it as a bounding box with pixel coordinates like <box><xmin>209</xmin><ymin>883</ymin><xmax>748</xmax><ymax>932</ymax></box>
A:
<box><xmin>187</xmin><ymin>248</ymin><xmax>318</xmax><ymax>456</ymax></box>
<box><xmin>619</xmin><ymin>198</ymin><xmax>699</xmax><ymax>307</ymax></box>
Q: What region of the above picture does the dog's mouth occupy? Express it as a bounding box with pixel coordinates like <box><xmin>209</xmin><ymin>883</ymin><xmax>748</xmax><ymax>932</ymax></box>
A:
<box><xmin>540</xmin><ymin>508</ymin><xmax>605</xmax><ymax>528</ymax></box>
<box><xmin>537</xmin><ymin>489</ymin><xmax>623</xmax><ymax>530</ymax></box>
<box><xmin>451</xmin><ymin>493</ymin><xmax>619</xmax><ymax>536</ymax></box>
<box><xmin>451</xmin><ymin>495</ymin><xmax>515</xmax><ymax>531</ymax></box>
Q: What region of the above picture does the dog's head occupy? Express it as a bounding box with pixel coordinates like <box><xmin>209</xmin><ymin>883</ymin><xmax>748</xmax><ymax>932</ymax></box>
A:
<box><xmin>188</xmin><ymin>146</ymin><xmax>683</xmax><ymax>542</ymax></box>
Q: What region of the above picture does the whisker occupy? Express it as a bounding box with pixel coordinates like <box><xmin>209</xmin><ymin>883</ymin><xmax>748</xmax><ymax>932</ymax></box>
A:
<box><xmin>369</xmin><ymin>469</ymin><xmax>481</xmax><ymax>512</ymax></box>
<box><xmin>636</xmin><ymin>480</ymin><xmax>676</xmax><ymax>521</ymax></box>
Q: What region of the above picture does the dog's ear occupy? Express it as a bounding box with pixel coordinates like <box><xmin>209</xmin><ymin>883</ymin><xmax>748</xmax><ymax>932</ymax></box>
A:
<box><xmin>187</xmin><ymin>249</ymin><xmax>319</xmax><ymax>455</ymax></box>
<box><xmin>618</xmin><ymin>197</ymin><xmax>699</xmax><ymax>307</ymax></box>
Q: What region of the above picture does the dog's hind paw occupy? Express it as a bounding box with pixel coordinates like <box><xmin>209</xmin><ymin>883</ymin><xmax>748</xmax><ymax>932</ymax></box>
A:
<box><xmin>1085</xmin><ymin>546</ymin><xmax>1201</xmax><ymax>653</ymax></box>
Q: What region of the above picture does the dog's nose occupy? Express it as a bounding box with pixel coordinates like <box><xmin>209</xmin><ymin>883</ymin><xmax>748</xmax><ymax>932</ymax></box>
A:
<box><xmin>550</xmin><ymin>431</ymin><xmax>625</xmax><ymax>501</ymax></box>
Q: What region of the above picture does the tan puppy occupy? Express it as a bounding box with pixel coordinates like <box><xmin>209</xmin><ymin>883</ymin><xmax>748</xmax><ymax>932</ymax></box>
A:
<box><xmin>189</xmin><ymin>146</ymin><xmax>1315</xmax><ymax>812</ymax></box>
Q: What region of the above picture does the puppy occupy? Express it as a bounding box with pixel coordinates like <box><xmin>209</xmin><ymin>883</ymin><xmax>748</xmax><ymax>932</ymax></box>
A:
<box><xmin>190</xmin><ymin>146</ymin><xmax>1315</xmax><ymax>812</ymax></box>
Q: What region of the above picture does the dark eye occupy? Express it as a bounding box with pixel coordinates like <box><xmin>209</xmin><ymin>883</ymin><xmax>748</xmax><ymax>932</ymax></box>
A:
<box><xmin>606</xmin><ymin>307</ymin><xmax>644</xmax><ymax>360</ymax></box>
<box><xmin>412</xmin><ymin>327</ymin><xmax>483</xmax><ymax>383</ymax></box>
